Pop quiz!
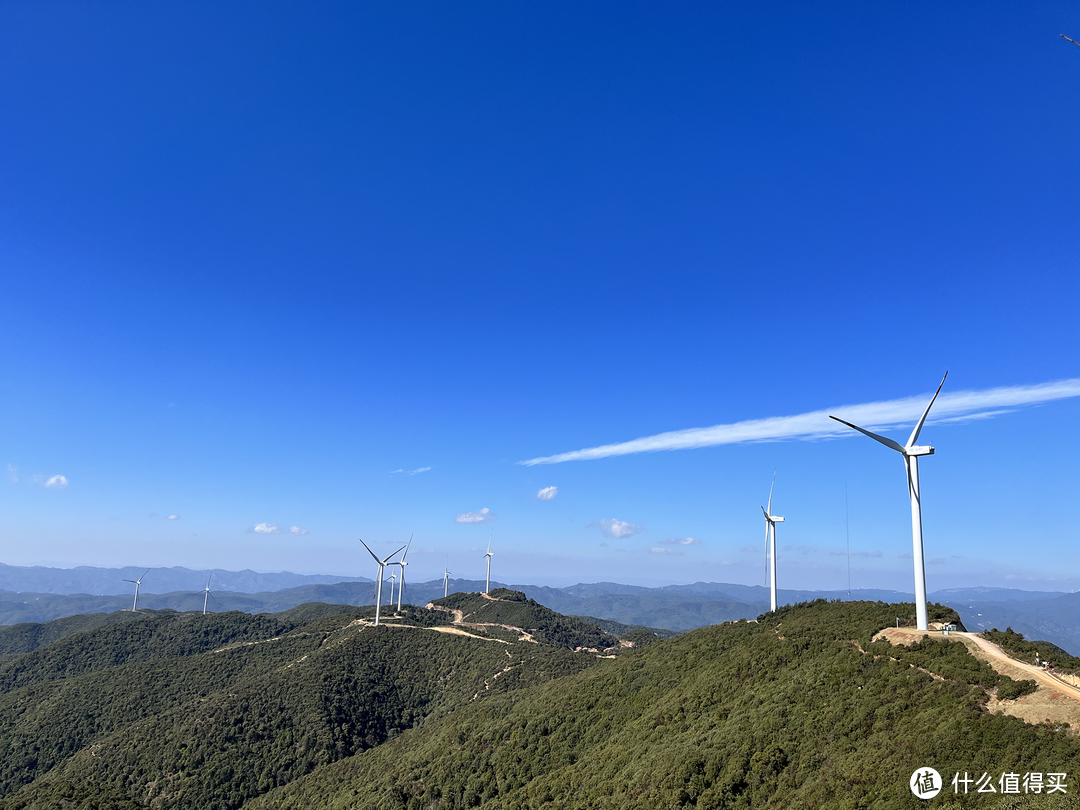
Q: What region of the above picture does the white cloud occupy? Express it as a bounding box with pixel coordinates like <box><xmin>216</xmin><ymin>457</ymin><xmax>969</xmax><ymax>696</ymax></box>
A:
<box><xmin>6</xmin><ymin>465</ymin><xmax>17</xmax><ymax>484</ymax></box>
<box><xmin>251</xmin><ymin>522</ymin><xmax>282</xmax><ymax>534</ymax></box>
<box><xmin>290</xmin><ymin>525</ymin><xmax>310</xmax><ymax>536</ymax></box>
<box><xmin>536</xmin><ymin>486</ymin><xmax>558</xmax><ymax>500</ymax></box>
<box><xmin>456</xmin><ymin>507</ymin><xmax>496</xmax><ymax>524</ymax></box>
<box><xmin>663</xmin><ymin>537</ymin><xmax>701</xmax><ymax>545</ymax></box>
<box><xmin>166</xmin><ymin>514</ymin><xmax>180</xmax><ymax>521</ymax></box>
<box><xmin>588</xmin><ymin>519</ymin><xmax>644</xmax><ymax>539</ymax></box>
<box><xmin>517</xmin><ymin>377</ymin><xmax>1080</xmax><ymax>465</ymax></box>
<box><xmin>43</xmin><ymin>475</ymin><xmax>68</xmax><ymax>489</ymax></box>
<box><xmin>650</xmin><ymin>547</ymin><xmax>683</xmax><ymax>556</ymax></box>
<box><xmin>391</xmin><ymin>466</ymin><xmax>432</xmax><ymax>476</ymax></box>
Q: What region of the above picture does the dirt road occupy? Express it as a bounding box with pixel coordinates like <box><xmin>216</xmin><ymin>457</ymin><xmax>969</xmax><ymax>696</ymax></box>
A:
<box><xmin>960</xmin><ymin>632</ymin><xmax>1080</xmax><ymax>702</ymax></box>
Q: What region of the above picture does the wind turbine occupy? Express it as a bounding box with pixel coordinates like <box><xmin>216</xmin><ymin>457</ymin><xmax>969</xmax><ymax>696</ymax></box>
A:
<box><xmin>395</xmin><ymin>534</ymin><xmax>413</xmax><ymax>612</ymax></box>
<box><xmin>484</xmin><ymin>534</ymin><xmax>494</xmax><ymax>595</ymax></box>
<box><xmin>388</xmin><ymin>572</ymin><xmax>397</xmax><ymax>607</ymax></box>
<box><xmin>443</xmin><ymin>560</ymin><xmax>451</xmax><ymax>598</ymax></box>
<box><xmin>830</xmin><ymin>372</ymin><xmax>947</xmax><ymax>632</ymax></box>
<box><xmin>761</xmin><ymin>473</ymin><xmax>784</xmax><ymax>613</ymax></box>
<box><xmin>202</xmin><ymin>572</ymin><xmax>214</xmax><ymax>615</ymax></box>
<box><xmin>123</xmin><ymin>570</ymin><xmax>149</xmax><ymax>611</ymax></box>
<box><xmin>359</xmin><ymin>539</ymin><xmax>406</xmax><ymax>626</ymax></box>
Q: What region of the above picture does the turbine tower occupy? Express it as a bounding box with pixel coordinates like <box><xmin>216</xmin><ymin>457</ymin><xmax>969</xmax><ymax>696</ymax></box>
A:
<box><xmin>443</xmin><ymin>564</ymin><xmax>451</xmax><ymax>598</ymax></box>
<box><xmin>484</xmin><ymin>534</ymin><xmax>494</xmax><ymax>595</ymax></box>
<box><xmin>395</xmin><ymin>534</ymin><xmax>413</xmax><ymax>612</ymax></box>
<box><xmin>388</xmin><ymin>573</ymin><xmax>397</xmax><ymax>607</ymax></box>
<box><xmin>830</xmin><ymin>372</ymin><xmax>947</xmax><ymax>632</ymax></box>
<box><xmin>123</xmin><ymin>570</ymin><xmax>149</xmax><ymax>611</ymax></box>
<box><xmin>360</xmin><ymin>539</ymin><xmax>406</xmax><ymax>626</ymax></box>
<box><xmin>202</xmin><ymin>572</ymin><xmax>214</xmax><ymax>615</ymax></box>
<box><xmin>761</xmin><ymin>473</ymin><xmax>784</xmax><ymax>613</ymax></box>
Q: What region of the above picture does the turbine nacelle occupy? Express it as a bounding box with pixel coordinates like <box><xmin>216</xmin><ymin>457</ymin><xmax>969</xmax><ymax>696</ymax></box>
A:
<box><xmin>906</xmin><ymin>445</ymin><xmax>934</xmax><ymax>457</ymax></box>
<box><xmin>761</xmin><ymin>507</ymin><xmax>784</xmax><ymax>524</ymax></box>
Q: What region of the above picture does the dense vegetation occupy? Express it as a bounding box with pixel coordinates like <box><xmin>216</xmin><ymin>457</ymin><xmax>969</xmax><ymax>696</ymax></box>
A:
<box><xmin>432</xmin><ymin>590</ymin><xmax>621</xmax><ymax>650</ymax></box>
<box><xmin>571</xmin><ymin>615</ymin><xmax>681</xmax><ymax>646</ymax></box>
<box><xmin>1</xmin><ymin>599</ymin><xmax>1077</xmax><ymax>809</ymax></box>
<box><xmin>246</xmin><ymin>600</ymin><xmax>1079</xmax><ymax>810</ymax></box>
<box><xmin>0</xmin><ymin>604</ymin><xmax>596</xmax><ymax>810</ymax></box>
<box><xmin>984</xmin><ymin>628</ymin><xmax>1080</xmax><ymax>674</ymax></box>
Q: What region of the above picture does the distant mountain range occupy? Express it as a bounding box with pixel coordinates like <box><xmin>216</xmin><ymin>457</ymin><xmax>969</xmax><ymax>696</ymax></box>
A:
<box><xmin>2</xmin><ymin>563</ymin><xmax>1077</xmax><ymax>654</ymax></box>
<box><xmin>0</xmin><ymin>563</ymin><xmax>367</xmax><ymax>595</ymax></box>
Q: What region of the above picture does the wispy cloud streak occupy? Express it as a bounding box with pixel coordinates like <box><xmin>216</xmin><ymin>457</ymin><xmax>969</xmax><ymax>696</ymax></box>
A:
<box><xmin>518</xmin><ymin>378</ymin><xmax>1080</xmax><ymax>465</ymax></box>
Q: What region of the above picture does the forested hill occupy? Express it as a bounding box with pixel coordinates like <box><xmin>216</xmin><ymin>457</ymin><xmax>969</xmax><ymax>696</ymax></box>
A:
<box><xmin>246</xmin><ymin>600</ymin><xmax>1080</xmax><ymax>810</ymax></box>
<box><xmin>2</xmin><ymin>599</ymin><xmax>1079</xmax><ymax>809</ymax></box>
<box><xmin>430</xmin><ymin>588</ymin><xmax>667</xmax><ymax>650</ymax></box>
<box><xmin>0</xmin><ymin>602</ymin><xmax>602</xmax><ymax>810</ymax></box>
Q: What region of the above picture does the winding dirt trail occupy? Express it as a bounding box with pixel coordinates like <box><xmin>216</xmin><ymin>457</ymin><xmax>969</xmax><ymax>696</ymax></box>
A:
<box><xmin>874</xmin><ymin>626</ymin><xmax>1080</xmax><ymax>731</ymax></box>
<box><xmin>961</xmin><ymin>632</ymin><xmax>1080</xmax><ymax>702</ymax></box>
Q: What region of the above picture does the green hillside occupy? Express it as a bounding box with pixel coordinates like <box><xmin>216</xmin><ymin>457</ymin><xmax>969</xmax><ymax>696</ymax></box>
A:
<box><xmin>2</xmin><ymin>599</ymin><xmax>1079</xmax><ymax>809</ymax></box>
<box><xmin>431</xmin><ymin>589</ymin><xmax>623</xmax><ymax>650</ymax></box>
<box><xmin>245</xmin><ymin>600</ymin><xmax>1080</xmax><ymax>810</ymax></box>
<box><xmin>0</xmin><ymin>603</ymin><xmax>598</xmax><ymax>810</ymax></box>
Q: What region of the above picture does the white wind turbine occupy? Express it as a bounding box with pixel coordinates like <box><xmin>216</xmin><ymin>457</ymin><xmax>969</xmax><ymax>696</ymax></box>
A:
<box><xmin>395</xmin><ymin>534</ymin><xmax>413</xmax><ymax>612</ymax></box>
<box><xmin>830</xmin><ymin>372</ymin><xmax>947</xmax><ymax>632</ymax></box>
<box><xmin>123</xmin><ymin>570</ymin><xmax>149</xmax><ymax>611</ymax></box>
<box><xmin>761</xmin><ymin>473</ymin><xmax>784</xmax><ymax>613</ymax></box>
<box><xmin>388</xmin><ymin>572</ymin><xmax>397</xmax><ymax>607</ymax></box>
<box><xmin>483</xmin><ymin>534</ymin><xmax>494</xmax><ymax>595</ymax></box>
<box><xmin>202</xmin><ymin>572</ymin><xmax>214</xmax><ymax>615</ymax></box>
<box><xmin>360</xmin><ymin>538</ymin><xmax>406</xmax><ymax>626</ymax></box>
<box><xmin>443</xmin><ymin>559</ymin><xmax>451</xmax><ymax>598</ymax></box>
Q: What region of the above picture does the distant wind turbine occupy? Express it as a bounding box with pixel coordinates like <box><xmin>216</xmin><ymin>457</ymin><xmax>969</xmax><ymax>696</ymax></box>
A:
<box><xmin>388</xmin><ymin>572</ymin><xmax>397</xmax><ymax>607</ymax></box>
<box><xmin>484</xmin><ymin>533</ymin><xmax>494</xmax><ymax>595</ymax></box>
<box><xmin>761</xmin><ymin>473</ymin><xmax>784</xmax><ymax>613</ymax></box>
<box><xmin>395</xmin><ymin>534</ymin><xmax>413</xmax><ymax>612</ymax></box>
<box><xmin>202</xmin><ymin>572</ymin><xmax>214</xmax><ymax>615</ymax></box>
<box><xmin>443</xmin><ymin>562</ymin><xmax>451</xmax><ymax>598</ymax></box>
<box><xmin>123</xmin><ymin>570</ymin><xmax>149</xmax><ymax>611</ymax></box>
<box><xmin>830</xmin><ymin>372</ymin><xmax>947</xmax><ymax>632</ymax></box>
<box><xmin>359</xmin><ymin>539</ymin><xmax>407</xmax><ymax>626</ymax></box>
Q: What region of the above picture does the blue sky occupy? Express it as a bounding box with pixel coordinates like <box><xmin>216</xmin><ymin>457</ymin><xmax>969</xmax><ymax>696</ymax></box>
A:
<box><xmin>2</xmin><ymin>2</ymin><xmax>1079</xmax><ymax>591</ymax></box>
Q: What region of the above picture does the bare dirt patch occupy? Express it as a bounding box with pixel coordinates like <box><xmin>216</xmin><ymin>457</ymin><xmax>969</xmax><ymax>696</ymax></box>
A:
<box><xmin>429</xmin><ymin>625</ymin><xmax>507</xmax><ymax>643</ymax></box>
<box><xmin>873</xmin><ymin>627</ymin><xmax>1080</xmax><ymax>733</ymax></box>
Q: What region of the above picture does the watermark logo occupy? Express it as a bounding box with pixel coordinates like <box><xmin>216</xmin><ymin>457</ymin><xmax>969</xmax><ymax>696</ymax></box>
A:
<box><xmin>911</xmin><ymin>768</ymin><xmax>942</xmax><ymax>799</ymax></box>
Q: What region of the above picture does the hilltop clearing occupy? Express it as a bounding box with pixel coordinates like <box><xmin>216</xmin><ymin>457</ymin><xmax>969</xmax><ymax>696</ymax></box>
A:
<box><xmin>428</xmin><ymin>589</ymin><xmax>627</xmax><ymax>651</ymax></box>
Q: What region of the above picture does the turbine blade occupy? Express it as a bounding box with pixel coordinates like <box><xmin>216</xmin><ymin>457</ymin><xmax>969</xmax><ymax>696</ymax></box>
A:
<box><xmin>206</xmin><ymin>573</ymin><xmax>213</xmax><ymax>589</ymax></box>
<box><xmin>906</xmin><ymin>371</ymin><xmax>949</xmax><ymax>447</ymax></box>
<box><xmin>829</xmin><ymin>415</ymin><xmax>905</xmax><ymax>453</ymax></box>
<box><xmin>381</xmin><ymin>544</ymin><xmax>407</xmax><ymax>564</ymax></box>
<box><xmin>123</xmin><ymin>579</ymin><xmax>137</xmax><ymax>583</ymax></box>
<box><xmin>767</xmin><ymin>470</ymin><xmax>775</xmax><ymax>513</ymax></box>
<box><xmin>358</xmin><ymin>538</ymin><xmax>382</xmax><ymax>565</ymax></box>
<box><xmin>401</xmin><ymin>533</ymin><xmax>413</xmax><ymax>564</ymax></box>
